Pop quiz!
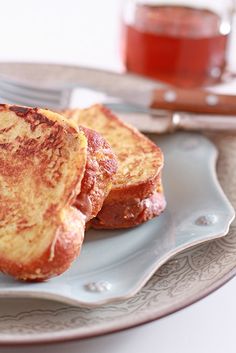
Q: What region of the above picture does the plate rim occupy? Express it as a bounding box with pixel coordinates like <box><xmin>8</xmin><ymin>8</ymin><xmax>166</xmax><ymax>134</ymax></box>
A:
<box><xmin>0</xmin><ymin>258</ymin><xmax>235</xmax><ymax>346</ymax></box>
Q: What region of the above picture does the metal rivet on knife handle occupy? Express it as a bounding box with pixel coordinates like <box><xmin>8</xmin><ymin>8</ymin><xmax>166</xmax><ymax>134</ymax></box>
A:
<box><xmin>206</xmin><ymin>94</ymin><xmax>219</xmax><ymax>106</ymax></box>
<box><xmin>164</xmin><ymin>90</ymin><xmax>177</xmax><ymax>102</ymax></box>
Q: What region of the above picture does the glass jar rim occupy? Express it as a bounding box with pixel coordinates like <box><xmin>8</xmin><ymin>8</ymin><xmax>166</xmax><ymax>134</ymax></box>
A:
<box><xmin>132</xmin><ymin>0</ymin><xmax>234</xmax><ymax>16</ymax></box>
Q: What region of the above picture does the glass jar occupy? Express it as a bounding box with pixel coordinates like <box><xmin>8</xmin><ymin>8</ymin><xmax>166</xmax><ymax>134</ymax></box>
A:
<box><xmin>121</xmin><ymin>0</ymin><xmax>235</xmax><ymax>87</ymax></box>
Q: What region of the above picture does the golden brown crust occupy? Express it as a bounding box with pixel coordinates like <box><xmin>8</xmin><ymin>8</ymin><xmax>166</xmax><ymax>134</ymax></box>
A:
<box><xmin>0</xmin><ymin>104</ymin><xmax>87</xmax><ymax>280</ymax></box>
<box><xmin>75</xmin><ymin>126</ymin><xmax>118</xmax><ymax>221</ymax></box>
<box><xmin>91</xmin><ymin>191</ymin><xmax>166</xmax><ymax>229</ymax></box>
<box><xmin>91</xmin><ymin>176</ymin><xmax>166</xmax><ymax>229</ymax></box>
<box><xmin>63</xmin><ymin>105</ymin><xmax>166</xmax><ymax>228</ymax></box>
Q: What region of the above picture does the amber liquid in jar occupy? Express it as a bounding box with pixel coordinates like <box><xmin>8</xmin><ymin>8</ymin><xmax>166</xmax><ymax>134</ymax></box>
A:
<box><xmin>123</xmin><ymin>5</ymin><xmax>229</xmax><ymax>87</ymax></box>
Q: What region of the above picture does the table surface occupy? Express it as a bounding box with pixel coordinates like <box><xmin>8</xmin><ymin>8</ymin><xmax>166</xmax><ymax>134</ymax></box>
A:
<box><xmin>0</xmin><ymin>1</ymin><xmax>236</xmax><ymax>352</ymax></box>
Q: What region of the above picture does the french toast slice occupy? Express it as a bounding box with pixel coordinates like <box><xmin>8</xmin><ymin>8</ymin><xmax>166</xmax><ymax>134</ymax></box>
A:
<box><xmin>63</xmin><ymin>105</ymin><xmax>166</xmax><ymax>228</ymax></box>
<box><xmin>0</xmin><ymin>104</ymin><xmax>87</xmax><ymax>281</ymax></box>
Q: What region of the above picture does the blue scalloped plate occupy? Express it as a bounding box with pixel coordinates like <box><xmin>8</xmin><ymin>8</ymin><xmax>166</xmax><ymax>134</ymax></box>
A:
<box><xmin>0</xmin><ymin>132</ymin><xmax>234</xmax><ymax>306</ymax></box>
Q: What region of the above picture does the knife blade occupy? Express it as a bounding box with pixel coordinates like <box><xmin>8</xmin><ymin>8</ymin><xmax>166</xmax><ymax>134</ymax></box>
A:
<box><xmin>0</xmin><ymin>62</ymin><xmax>236</xmax><ymax>115</ymax></box>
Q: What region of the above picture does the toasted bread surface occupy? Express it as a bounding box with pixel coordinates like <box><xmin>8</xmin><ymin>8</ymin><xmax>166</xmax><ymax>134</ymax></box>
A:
<box><xmin>63</xmin><ymin>105</ymin><xmax>166</xmax><ymax>228</ymax></box>
<box><xmin>64</xmin><ymin>105</ymin><xmax>164</xmax><ymax>201</ymax></box>
<box><xmin>0</xmin><ymin>105</ymin><xmax>87</xmax><ymax>280</ymax></box>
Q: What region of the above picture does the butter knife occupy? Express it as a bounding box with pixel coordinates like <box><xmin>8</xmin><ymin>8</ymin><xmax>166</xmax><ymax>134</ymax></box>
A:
<box><xmin>0</xmin><ymin>62</ymin><xmax>236</xmax><ymax>115</ymax></box>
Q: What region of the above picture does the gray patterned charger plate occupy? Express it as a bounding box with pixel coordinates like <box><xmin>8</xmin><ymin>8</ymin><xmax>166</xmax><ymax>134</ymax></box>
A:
<box><xmin>0</xmin><ymin>132</ymin><xmax>235</xmax><ymax>345</ymax></box>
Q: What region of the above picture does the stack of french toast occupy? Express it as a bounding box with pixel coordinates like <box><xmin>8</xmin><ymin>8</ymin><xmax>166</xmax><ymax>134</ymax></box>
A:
<box><xmin>0</xmin><ymin>103</ymin><xmax>166</xmax><ymax>281</ymax></box>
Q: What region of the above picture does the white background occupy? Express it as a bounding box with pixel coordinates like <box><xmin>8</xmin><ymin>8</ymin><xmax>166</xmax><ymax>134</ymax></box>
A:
<box><xmin>0</xmin><ymin>1</ymin><xmax>236</xmax><ymax>352</ymax></box>
<box><xmin>0</xmin><ymin>0</ymin><xmax>123</xmax><ymax>70</ymax></box>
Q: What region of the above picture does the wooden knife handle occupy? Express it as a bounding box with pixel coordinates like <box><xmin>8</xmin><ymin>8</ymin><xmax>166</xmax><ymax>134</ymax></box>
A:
<box><xmin>151</xmin><ymin>88</ymin><xmax>236</xmax><ymax>115</ymax></box>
